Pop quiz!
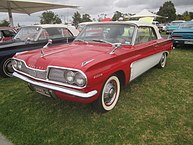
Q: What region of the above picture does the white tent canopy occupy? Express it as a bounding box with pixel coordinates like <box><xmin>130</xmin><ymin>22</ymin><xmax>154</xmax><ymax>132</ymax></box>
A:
<box><xmin>130</xmin><ymin>9</ymin><xmax>163</xmax><ymax>18</ymax></box>
<box><xmin>0</xmin><ymin>0</ymin><xmax>78</xmax><ymax>26</ymax></box>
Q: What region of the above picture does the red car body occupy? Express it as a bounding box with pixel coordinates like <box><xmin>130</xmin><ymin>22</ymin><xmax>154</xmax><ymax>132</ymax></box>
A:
<box><xmin>12</xmin><ymin>22</ymin><xmax>173</xmax><ymax>112</ymax></box>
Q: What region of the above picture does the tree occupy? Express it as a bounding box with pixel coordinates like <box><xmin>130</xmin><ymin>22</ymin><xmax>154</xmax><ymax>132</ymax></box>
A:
<box><xmin>176</xmin><ymin>14</ymin><xmax>183</xmax><ymax>20</ymax></box>
<box><xmin>72</xmin><ymin>11</ymin><xmax>82</xmax><ymax>27</ymax></box>
<box><xmin>72</xmin><ymin>12</ymin><xmax>92</xmax><ymax>27</ymax></box>
<box><xmin>0</xmin><ymin>20</ymin><xmax>10</xmax><ymax>27</ymax></box>
<box><xmin>183</xmin><ymin>11</ymin><xmax>191</xmax><ymax>21</ymax></box>
<box><xmin>112</xmin><ymin>11</ymin><xmax>122</xmax><ymax>21</ymax></box>
<box><xmin>176</xmin><ymin>11</ymin><xmax>193</xmax><ymax>21</ymax></box>
<box><xmin>189</xmin><ymin>12</ymin><xmax>193</xmax><ymax>20</ymax></box>
<box><xmin>82</xmin><ymin>14</ymin><xmax>92</xmax><ymax>22</ymax></box>
<box><xmin>122</xmin><ymin>13</ymin><xmax>130</xmax><ymax>21</ymax></box>
<box><xmin>40</xmin><ymin>11</ymin><xmax>62</xmax><ymax>24</ymax></box>
<box><xmin>157</xmin><ymin>1</ymin><xmax>176</xmax><ymax>23</ymax></box>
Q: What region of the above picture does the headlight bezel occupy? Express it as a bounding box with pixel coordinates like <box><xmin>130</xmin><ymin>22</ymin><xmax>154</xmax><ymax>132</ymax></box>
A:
<box><xmin>12</xmin><ymin>59</ymin><xmax>24</xmax><ymax>71</ymax></box>
<box><xmin>74</xmin><ymin>72</ymin><xmax>87</xmax><ymax>87</ymax></box>
<box><xmin>48</xmin><ymin>66</ymin><xmax>87</xmax><ymax>88</ymax></box>
<box><xmin>12</xmin><ymin>59</ymin><xmax>88</xmax><ymax>89</ymax></box>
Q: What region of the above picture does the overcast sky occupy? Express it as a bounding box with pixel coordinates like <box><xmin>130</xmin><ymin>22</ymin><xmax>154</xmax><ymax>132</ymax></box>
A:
<box><xmin>0</xmin><ymin>0</ymin><xmax>193</xmax><ymax>26</ymax></box>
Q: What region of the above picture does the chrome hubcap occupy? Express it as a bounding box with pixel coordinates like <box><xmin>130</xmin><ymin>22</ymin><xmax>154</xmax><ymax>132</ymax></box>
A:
<box><xmin>104</xmin><ymin>80</ymin><xmax>117</xmax><ymax>106</ymax></box>
<box><xmin>161</xmin><ymin>54</ymin><xmax>166</xmax><ymax>67</ymax></box>
<box><xmin>3</xmin><ymin>59</ymin><xmax>14</xmax><ymax>76</ymax></box>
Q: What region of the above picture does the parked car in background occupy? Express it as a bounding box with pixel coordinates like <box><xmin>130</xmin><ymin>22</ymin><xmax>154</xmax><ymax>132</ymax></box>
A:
<box><xmin>171</xmin><ymin>21</ymin><xmax>193</xmax><ymax>47</ymax></box>
<box><xmin>12</xmin><ymin>21</ymin><xmax>173</xmax><ymax>112</ymax></box>
<box><xmin>0</xmin><ymin>27</ymin><xmax>17</xmax><ymax>43</ymax></box>
<box><xmin>0</xmin><ymin>24</ymin><xmax>79</xmax><ymax>77</ymax></box>
<box><xmin>157</xmin><ymin>23</ymin><xmax>167</xmax><ymax>32</ymax></box>
<box><xmin>152</xmin><ymin>21</ymin><xmax>167</xmax><ymax>32</ymax></box>
<box><xmin>166</xmin><ymin>20</ymin><xmax>185</xmax><ymax>34</ymax></box>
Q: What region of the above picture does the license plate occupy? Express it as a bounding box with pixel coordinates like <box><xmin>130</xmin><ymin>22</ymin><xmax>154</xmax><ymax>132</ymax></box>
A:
<box><xmin>184</xmin><ymin>40</ymin><xmax>193</xmax><ymax>44</ymax></box>
<box><xmin>34</xmin><ymin>86</ymin><xmax>51</xmax><ymax>97</ymax></box>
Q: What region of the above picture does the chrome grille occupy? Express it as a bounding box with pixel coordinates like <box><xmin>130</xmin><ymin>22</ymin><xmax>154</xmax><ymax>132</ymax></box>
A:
<box><xmin>20</xmin><ymin>62</ymin><xmax>47</xmax><ymax>80</ymax></box>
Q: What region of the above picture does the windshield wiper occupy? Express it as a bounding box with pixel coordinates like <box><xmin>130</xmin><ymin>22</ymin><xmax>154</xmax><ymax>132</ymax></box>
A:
<box><xmin>91</xmin><ymin>39</ymin><xmax>113</xmax><ymax>45</ymax></box>
<box><xmin>91</xmin><ymin>39</ymin><xmax>122</xmax><ymax>54</ymax></box>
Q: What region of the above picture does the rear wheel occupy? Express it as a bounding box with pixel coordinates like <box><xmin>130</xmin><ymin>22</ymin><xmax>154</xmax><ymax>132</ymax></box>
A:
<box><xmin>92</xmin><ymin>75</ymin><xmax>121</xmax><ymax>113</ymax></box>
<box><xmin>0</xmin><ymin>57</ymin><xmax>14</xmax><ymax>77</ymax></box>
<box><xmin>157</xmin><ymin>53</ymin><xmax>167</xmax><ymax>68</ymax></box>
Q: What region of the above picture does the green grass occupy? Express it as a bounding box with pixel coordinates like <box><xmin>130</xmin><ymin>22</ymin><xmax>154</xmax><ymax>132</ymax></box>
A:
<box><xmin>0</xmin><ymin>48</ymin><xmax>193</xmax><ymax>145</ymax></box>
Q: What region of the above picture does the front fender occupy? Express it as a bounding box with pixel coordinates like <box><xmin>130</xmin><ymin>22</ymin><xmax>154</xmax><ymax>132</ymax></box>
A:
<box><xmin>85</xmin><ymin>54</ymin><xmax>132</xmax><ymax>90</ymax></box>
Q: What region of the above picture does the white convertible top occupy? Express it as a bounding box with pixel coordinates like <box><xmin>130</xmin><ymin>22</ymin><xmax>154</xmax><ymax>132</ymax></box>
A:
<box><xmin>22</xmin><ymin>24</ymin><xmax>79</xmax><ymax>36</ymax></box>
<box><xmin>85</xmin><ymin>21</ymin><xmax>162</xmax><ymax>39</ymax></box>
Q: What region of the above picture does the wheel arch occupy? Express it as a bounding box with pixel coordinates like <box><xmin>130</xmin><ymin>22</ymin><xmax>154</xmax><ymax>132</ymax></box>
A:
<box><xmin>114</xmin><ymin>70</ymin><xmax>126</xmax><ymax>88</ymax></box>
<box><xmin>163</xmin><ymin>51</ymin><xmax>169</xmax><ymax>56</ymax></box>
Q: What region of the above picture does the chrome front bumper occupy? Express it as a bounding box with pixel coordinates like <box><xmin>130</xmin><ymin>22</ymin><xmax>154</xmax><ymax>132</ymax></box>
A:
<box><xmin>13</xmin><ymin>72</ymin><xmax>97</xmax><ymax>98</ymax></box>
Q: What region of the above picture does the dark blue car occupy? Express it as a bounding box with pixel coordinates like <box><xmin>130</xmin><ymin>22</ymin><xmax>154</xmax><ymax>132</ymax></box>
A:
<box><xmin>171</xmin><ymin>21</ymin><xmax>193</xmax><ymax>47</ymax></box>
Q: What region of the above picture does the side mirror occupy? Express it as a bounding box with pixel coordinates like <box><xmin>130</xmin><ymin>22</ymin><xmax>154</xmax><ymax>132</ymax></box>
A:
<box><xmin>27</xmin><ymin>37</ymin><xmax>31</xmax><ymax>41</ymax></box>
<box><xmin>43</xmin><ymin>39</ymin><xmax>52</xmax><ymax>48</ymax></box>
<box><xmin>109</xmin><ymin>43</ymin><xmax>122</xmax><ymax>54</ymax></box>
<box><xmin>41</xmin><ymin>39</ymin><xmax>53</xmax><ymax>57</ymax></box>
<box><xmin>25</xmin><ymin>37</ymin><xmax>31</xmax><ymax>44</ymax></box>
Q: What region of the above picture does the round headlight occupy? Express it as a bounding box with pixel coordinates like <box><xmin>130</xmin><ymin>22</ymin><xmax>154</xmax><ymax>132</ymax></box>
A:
<box><xmin>65</xmin><ymin>71</ymin><xmax>75</xmax><ymax>84</ymax></box>
<box><xmin>13</xmin><ymin>60</ymin><xmax>18</xmax><ymax>69</ymax></box>
<box><xmin>75</xmin><ymin>72</ymin><xmax>86</xmax><ymax>87</ymax></box>
<box><xmin>18</xmin><ymin>61</ymin><xmax>23</xmax><ymax>70</ymax></box>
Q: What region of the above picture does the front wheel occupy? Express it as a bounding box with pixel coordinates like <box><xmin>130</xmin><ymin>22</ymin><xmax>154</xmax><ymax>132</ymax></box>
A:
<box><xmin>0</xmin><ymin>57</ymin><xmax>14</xmax><ymax>77</ymax></box>
<box><xmin>157</xmin><ymin>53</ymin><xmax>167</xmax><ymax>68</ymax></box>
<box><xmin>92</xmin><ymin>75</ymin><xmax>121</xmax><ymax>113</ymax></box>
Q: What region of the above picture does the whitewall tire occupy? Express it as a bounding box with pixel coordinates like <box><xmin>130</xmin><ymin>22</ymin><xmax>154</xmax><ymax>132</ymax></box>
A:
<box><xmin>92</xmin><ymin>75</ymin><xmax>121</xmax><ymax>113</ymax></box>
<box><xmin>157</xmin><ymin>53</ymin><xmax>167</xmax><ymax>68</ymax></box>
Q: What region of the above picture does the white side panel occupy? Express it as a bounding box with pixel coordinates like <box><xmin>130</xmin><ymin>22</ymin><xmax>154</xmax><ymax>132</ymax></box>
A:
<box><xmin>130</xmin><ymin>52</ymin><xmax>163</xmax><ymax>81</ymax></box>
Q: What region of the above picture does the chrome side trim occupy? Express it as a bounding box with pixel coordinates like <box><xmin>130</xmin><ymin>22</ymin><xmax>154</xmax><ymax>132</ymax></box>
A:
<box><xmin>15</xmin><ymin>51</ymin><xmax>29</xmax><ymax>56</ymax></box>
<box><xmin>81</xmin><ymin>59</ymin><xmax>94</xmax><ymax>67</ymax></box>
<box><xmin>13</xmin><ymin>72</ymin><xmax>97</xmax><ymax>98</ymax></box>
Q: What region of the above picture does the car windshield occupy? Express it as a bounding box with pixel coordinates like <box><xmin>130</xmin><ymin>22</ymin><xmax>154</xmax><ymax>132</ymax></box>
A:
<box><xmin>14</xmin><ymin>26</ymin><xmax>70</xmax><ymax>42</ymax></box>
<box><xmin>77</xmin><ymin>24</ymin><xmax>86</xmax><ymax>32</ymax></box>
<box><xmin>14</xmin><ymin>26</ymin><xmax>41</xmax><ymax>41</ymax></box>
<box><xmin>179</xmin><ymin>23</ymin><xmax>193</xmax><ymax>29</ymax></box>
<box><xmin>75</xmin><ymin>24</ymin><xmax>135</xmax><ymax>45</ymax></box>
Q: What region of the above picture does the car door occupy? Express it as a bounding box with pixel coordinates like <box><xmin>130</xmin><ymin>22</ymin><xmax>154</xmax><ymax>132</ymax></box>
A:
<box><xmin>130</xmin><ymin>26</ymin><xmax>160</xmax><ymax>81</ymax></box>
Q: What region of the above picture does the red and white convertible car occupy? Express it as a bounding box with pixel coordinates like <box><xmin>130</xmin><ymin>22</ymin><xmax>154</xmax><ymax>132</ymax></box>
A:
<box><xmin>12</xmin><ymin>22</ymin><xmax>173</xmax><ymax>112</ymax></box>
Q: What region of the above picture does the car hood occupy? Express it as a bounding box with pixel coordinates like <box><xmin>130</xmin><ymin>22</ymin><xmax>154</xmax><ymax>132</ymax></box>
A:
<box><xmin>14</xmin><ymin>42</ymin><xmax>114</xmax><ymax>71</ymax></box>
<box><xmin>173</xmin><ymin>28</ymin><xmax>193</xmax><ymax>33</ymax></box>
